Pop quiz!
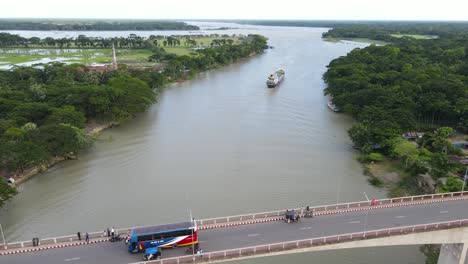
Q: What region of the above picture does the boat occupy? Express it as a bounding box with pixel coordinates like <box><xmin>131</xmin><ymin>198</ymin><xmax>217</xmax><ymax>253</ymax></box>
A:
<box><xmin>327</xmin><ymin>100</ymin><xmax>340</xmax><ymax>112</ymax></box>
<box><xmin>266</xmin><ymin>69</ymin><xmax>285</xmax><ymax>88</ymax></box>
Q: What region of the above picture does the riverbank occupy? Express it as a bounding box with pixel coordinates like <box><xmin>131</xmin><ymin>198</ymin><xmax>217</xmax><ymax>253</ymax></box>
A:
<box><xmin>8</xmin><ymin>121</ymin><xmax>117</xmax><ymax>187</ymax></box>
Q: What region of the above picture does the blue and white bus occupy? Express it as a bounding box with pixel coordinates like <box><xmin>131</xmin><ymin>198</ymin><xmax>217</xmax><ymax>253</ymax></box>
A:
<box><xmin>126</xmin><ymin>221</ymin><xmax>198</xmax><ymax>253</ymax></box>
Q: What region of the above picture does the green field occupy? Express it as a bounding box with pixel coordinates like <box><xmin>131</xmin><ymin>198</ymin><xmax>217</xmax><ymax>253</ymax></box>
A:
<box><xmin>390</xmin><ymin>34</ymin><xmax>438</xmax><ymax>39</ymax></box>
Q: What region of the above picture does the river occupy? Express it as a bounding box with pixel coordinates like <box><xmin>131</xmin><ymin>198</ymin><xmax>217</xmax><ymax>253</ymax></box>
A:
<box><xmin>0</xmin><ymin>22</ymin><xmax>424</xmax><ymax>263</ymax></box>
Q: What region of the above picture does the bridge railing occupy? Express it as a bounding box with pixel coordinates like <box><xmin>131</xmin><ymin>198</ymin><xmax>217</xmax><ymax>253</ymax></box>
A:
<box><xmin>143</xmin><ymin>218</ymin><xmax>468</xmax><ymax>264</ymax></box>
<box><xmin>2</xmin><ymin>191</ymin><xmax>467</xmax><ymax>251</ymax></box>
<box><xmin>196</xmin><ymin>191</ymin><xmax>468</xmax><ymax>225</ymax></box>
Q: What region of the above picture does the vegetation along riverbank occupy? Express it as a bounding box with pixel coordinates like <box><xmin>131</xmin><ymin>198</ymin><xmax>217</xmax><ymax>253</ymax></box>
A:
<box><xmin>0</xmin><ymin>34</ymin><xmax>269</xmax><ymax>207</ymax></box>
<box><xmin>322</xmin><ymin>24</ymin><xmax>468</xmax><ymax>262</ymax></box>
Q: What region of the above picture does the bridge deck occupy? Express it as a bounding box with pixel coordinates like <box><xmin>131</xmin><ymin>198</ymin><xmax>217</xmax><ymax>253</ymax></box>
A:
<box><xmin>2</xmin><ymin>199</ymin><xmax>468</xmax><ymax>264</ymax></box>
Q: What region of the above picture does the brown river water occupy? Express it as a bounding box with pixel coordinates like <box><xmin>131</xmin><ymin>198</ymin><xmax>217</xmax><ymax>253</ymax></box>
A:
<box><xmin>0</xmin><ymin>22</ymin><xmax>424</xmax><ymax>263</ymax></box>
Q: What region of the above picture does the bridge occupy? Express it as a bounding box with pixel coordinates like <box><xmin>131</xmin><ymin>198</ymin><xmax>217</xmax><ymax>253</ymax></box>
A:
<box><xmin>1</xmin><ymin>192</ymin><xmax>468</xmax><ymax>264</ymax></box>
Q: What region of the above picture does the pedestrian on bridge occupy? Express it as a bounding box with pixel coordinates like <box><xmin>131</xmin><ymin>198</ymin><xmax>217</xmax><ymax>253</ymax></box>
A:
<box><xmin>77</xmin><ymin>232</ymin><xmax>81</xmax><ymax>241</ymax></box>
<box><xmin>85</xmin><ymin>233</ymin><xmax>89</xmax><ymax>243</ymax></box>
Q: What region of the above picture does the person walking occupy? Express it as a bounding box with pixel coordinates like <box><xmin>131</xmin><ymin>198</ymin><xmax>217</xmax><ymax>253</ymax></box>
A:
<box><xmin>107</xmin><ymin>228</ymin><xmax>110</xmax><ymax>237</ymax></box>
<box><xmin>77</xmin><ymin>232</ymin><xmax>81</xmax><ymax>241</ymax></box>
<box><xmin>85</xmin><ymin>233</ymin><xmax>89</xmax><ymax>243</ymax></box>
<box><xmin>111</xmin><ymin>227</ymin><xmax>115</xmax><ymax>238</ymax></box>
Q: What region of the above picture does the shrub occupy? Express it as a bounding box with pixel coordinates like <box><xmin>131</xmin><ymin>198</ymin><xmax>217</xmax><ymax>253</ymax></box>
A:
<box><xmin>368</xmin><ymin>176</ymin><xmax>384</xmax><ymax>187</ymax></box>
<box><xmin>368</xmin><ymin>152</ymin><xmax>385</xmax><ymax>162</ymax></box>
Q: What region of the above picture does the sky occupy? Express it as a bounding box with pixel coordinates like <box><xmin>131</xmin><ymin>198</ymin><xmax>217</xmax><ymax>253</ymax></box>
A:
<box><xmin>1</xmin><ymin>0</ymin><xmax>467</xmax><ymax>21</ymax></box>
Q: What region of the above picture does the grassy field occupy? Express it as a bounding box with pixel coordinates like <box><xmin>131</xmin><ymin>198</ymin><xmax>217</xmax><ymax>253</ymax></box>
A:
<box><xmin>323</xmin><ymin>37</ymin><xmax>388</xmax><ymax>45</ymax></box>
<box><xmin>390</xmin><ymin>34</ymin><xmax>438</xmax><ymax>39</ymax></box>
<box><xmin>0</xmin><ymin>37</ymin><xmax>241</xmax><ymax>68</ymax></box>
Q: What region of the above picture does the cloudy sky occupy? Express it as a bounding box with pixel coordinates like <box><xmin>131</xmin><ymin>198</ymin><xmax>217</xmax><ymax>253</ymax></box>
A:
<box><xmin>1</xmin><ymin>0</ymin><xmax>467</xmax><ymax>21</ymax></box>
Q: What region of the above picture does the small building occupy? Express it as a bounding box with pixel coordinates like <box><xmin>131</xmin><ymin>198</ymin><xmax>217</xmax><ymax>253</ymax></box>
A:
<box><xmin>402</xmin><ymin>132</ymin><xmax>424</xmax><ymax>141</ymax></box>
<box><xmin>449</xmin><ymin>155</ymin><xmax>468</xmax><ymax>165</ymax></box>
<box><xmin>452</xmin><ymin>141</ymin><xmax>468</xmax><ymax>149</ymax></box>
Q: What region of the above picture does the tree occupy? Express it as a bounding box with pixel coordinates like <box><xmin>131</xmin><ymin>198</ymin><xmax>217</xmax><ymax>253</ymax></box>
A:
<box><xmin>44</xmin><ymin>106</ymin><xmax>86</xmax><ymax>128</ymax></box>
<box><xmin>0</xmin><ymin>177</ymin><xmax>16</xmax><ymax>208</ymax></box>
<box><xmin>348</xmin><ymin>123</ymin><xmax>372</xmax><ymax>151</ymax></box>
<box><xmin>3</xmin><ymin>127</ymin><xmax>26</xmax><ymax>141</ymax></box>
<box><xmin>30</xmin><ymin>124</ymin><xmax>91</xmax><ymax>156</ymax></box>
<box><xmin>107</xmin><ymin>75</ymin><xmax>156</xmax><ymax>119</ymax></box>
<box><xmin>29</xmin><ymin>83</ymin><xmax>47</xmax><ymax>101</ymax></box>
<box><xmin>419</xmin><ymin>127</ymin><xmax>453</xmax><ymax>153</ymax></box>
<box><xmin>9</xmin><ymin>102</ymin><xmax>51</xmax><ymax>126</ymax></box>
<box><xmin>21</xmin><ymin>122</ymin><xmax>37</xmax><ymax>131</ymax></box>
<box><xmin>430</xmin><ymin>153</ymin><xmax>454</xmax><ymax>178</ymax></box>
<box><xmin>0</xmin><ymin>141</ymin><xmax>48</xmax><ymax>172</ymax></box>
<box><xmin>438</xmin><ymin>176</ymin><xmax>464</xmax><ymax>193</ymax></box>
<box><xmin>392</xmin><ymin>139</ymin><xmax>419</xmax><ymax>168</ymax></box>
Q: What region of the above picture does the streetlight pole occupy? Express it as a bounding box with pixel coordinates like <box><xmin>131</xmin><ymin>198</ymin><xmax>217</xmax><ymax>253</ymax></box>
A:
<box><xmin>362</xmin><ymin>192</ymin><xmax>370</xmax><ymax>233</ymax></box>
<box><xmin>462</xmin><ymin>167</ymin><xmax>468</xmax><ymax>193</ymax></box>
<box><xmin>0</xmin><ymin>223</ymin><xmax>6</xmax><ymax>250</ymax></box>
<box><xmin>363</xmin><ymin>192</ymin><xmax>370</xmax><ymax>202</ymax></box>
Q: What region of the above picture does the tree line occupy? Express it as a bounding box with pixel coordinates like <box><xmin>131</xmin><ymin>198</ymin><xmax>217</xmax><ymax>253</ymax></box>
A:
<box><xmin>323</xmin><ymin>30</ymin><xmax>467</xmax><ymax>193</ymax></box>
<box><xmin>0</xmin><ymin>19</ymin><xmax>199</xmax><ymax>31</ymax></box>
<box><xmin>149</xmin><ymin>34</ymin><xmax>268</xmax><ymax>78</ymax></box>
<box><xmin>0</xmin><ymin>32</ymin><xmax>238</xmax><ymax>49</ymax></box>
<box><xmin>0</xmin><ymin>34</ymin><xmax>269</xmax><ymax>207</ymax></box>
<box><xmin>322</xmin><ymin>23</ymin><xmax>468</xmax><ymax>42</ymax></box>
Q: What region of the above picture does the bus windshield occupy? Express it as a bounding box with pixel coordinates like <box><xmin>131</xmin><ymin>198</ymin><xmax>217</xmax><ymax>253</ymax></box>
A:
<box><xmin>127</xmin><ymin>221</ymin><xmax>198</xmax><ymax>253</ymax></box>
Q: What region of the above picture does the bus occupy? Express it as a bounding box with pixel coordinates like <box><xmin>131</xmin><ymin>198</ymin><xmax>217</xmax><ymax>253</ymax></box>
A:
<box><xmin>126</xmin><ymin>221</ymin><xmax>198</xmax><ymax>253</ymax></box>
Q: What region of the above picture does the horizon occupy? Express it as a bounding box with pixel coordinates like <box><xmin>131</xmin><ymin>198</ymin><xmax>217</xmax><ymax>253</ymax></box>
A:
<box><xmin>1</xmin><ymin>0</ymin><xmax>468</xmax><ymax>21</ymax></box>
<box><xmin>1</xmin><ymin>18</ymin><xmax>468</xmax><ymax>23</ymax></box>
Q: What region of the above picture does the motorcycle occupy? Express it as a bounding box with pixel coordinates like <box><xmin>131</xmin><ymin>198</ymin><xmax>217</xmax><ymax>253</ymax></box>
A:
<box><xmin>285</xmin><ymin>210</ymin><xmax>300</xmax><ymax>223</ymax></box>
<box><xmin>303</xmin><ymin>206</ymin><xmax>313</xmax><ymax>218</ymax></box>
<box><xmin>109</xmin><ymin>234</ymin><xmax>123</xmax><ymax>242</ymax></box>
<box><xmin>144</xmin><ymin>247</ymin><xmax>161</xmax><ymax>260</ymax></box>
<box><xmin>303</xmin><ymin>210</ymin><xmax>313</xmax><ymax>218</ymax></box>
<box><xmin>185</xmin><ymin>243</ymin><xmax>200</xmax><ymax>254</ymax></box>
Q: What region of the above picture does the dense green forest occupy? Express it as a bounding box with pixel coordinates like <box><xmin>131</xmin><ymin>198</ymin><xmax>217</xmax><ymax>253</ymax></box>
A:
<box><xmin>323</xmin><ymin>30</ymin><xmax>467</xmax><ymax>195</ymax></box>
<box><xmin>0</xmin><ymin>34</ymin><xmax>269</xmax><ymax>207</ymax></box>
<box><xmin>0</xmin><ymin>19</ymin><xmax>199</xmax><ymax>31</ymax></box>
<box><xmin>322</xmin><ymin>23</ymin><xmax>468</xmax><ymax>41</ymax></box>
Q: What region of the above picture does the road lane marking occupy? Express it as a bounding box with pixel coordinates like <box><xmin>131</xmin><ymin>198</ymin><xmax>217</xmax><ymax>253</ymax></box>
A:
<box><xmin>65</xmin><ymin>258</ymin><xmax>80</xmax><ymax>262</ymax></box>
<box><xmin>440</xmin><ymin>211</ymin><xmax>449</xmax><ymax>214</ymax></box>
<box><xmin>348</xmin><ymin>221</ymin><xmax>361</xmax><ymax>224</ymax></box>
<box><xmin>299</xmin><ymin>227</ymin><xmax>312</xmax><ymax>230</ymax></box>
<box><xmin>248</xmin><ymin>234</ymin><xmax>259</xmax><ymax>237</ymax></box>
<box><xmin>395</xmin><ymin>215</ymin><xmax>407</xmax><ymax>218</ymax></box>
